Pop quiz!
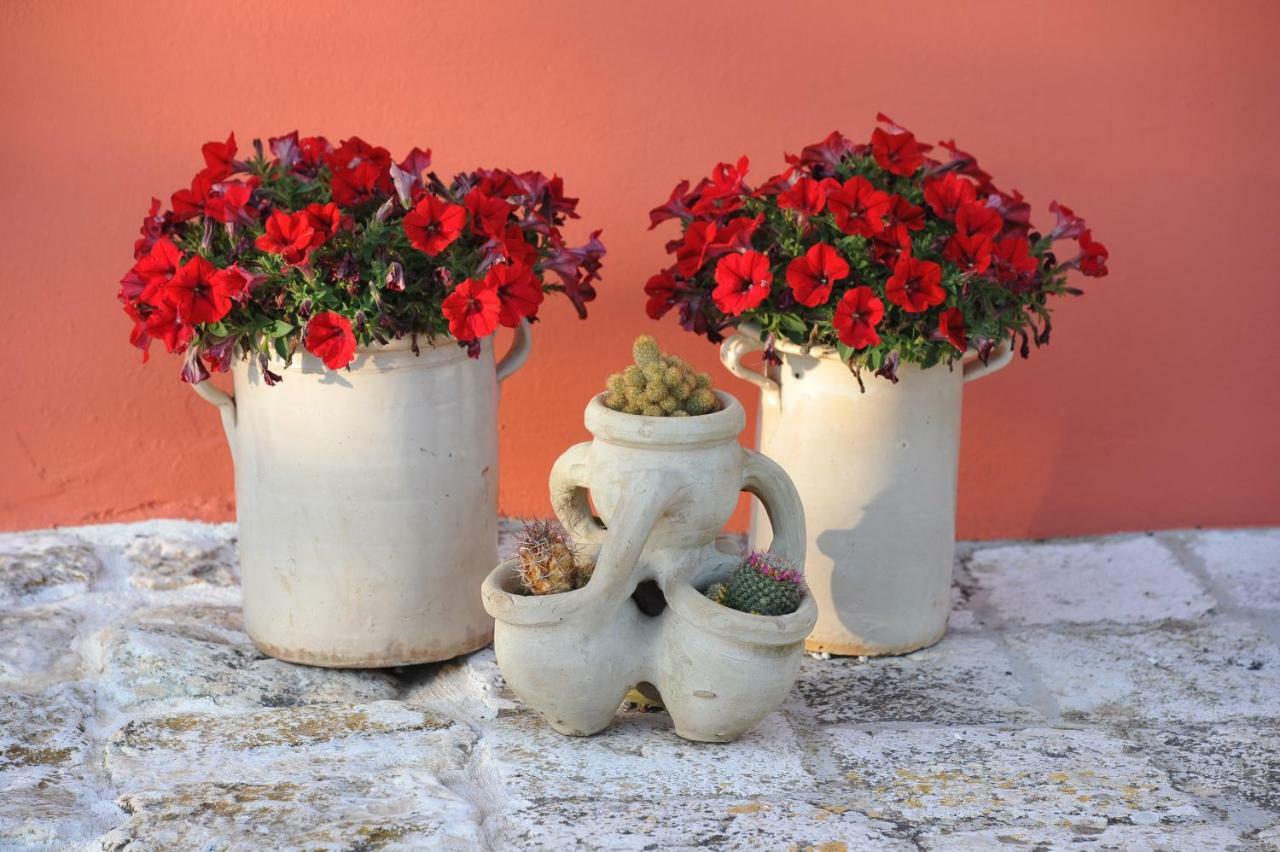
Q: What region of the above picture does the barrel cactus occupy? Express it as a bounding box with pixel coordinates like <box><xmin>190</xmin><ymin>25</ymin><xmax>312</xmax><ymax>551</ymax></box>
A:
<box><xmin>705</xmin><ymin>551</ymin><xmax>804</xmax><ymax>616</ymax></box>
<box><xmin>603</xmin><ymin>335</ymin><xmax>721</xmax><ymax>416</ymax></box>
<box><xmin>514</xmin><ymin>520</ymin><xmax>594</xmax><ymax>595</ymax></box>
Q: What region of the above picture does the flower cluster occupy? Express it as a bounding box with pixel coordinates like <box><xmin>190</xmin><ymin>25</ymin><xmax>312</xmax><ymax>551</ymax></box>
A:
<box><xmin>120</xmin><ymin>133</ymin><xmax>605</xmax><ymax>383</ymax></box>
<box><xmin>645</xmin><ymin>114</ymin><xmax>1108</xmax><ymax>382</ymax></box>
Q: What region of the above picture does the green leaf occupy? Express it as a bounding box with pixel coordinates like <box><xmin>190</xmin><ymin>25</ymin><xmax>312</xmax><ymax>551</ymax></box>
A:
<box><xmin>267</xmin><ymin>320</ymin><xmax>294</xmax><ymax>338</ymax></box>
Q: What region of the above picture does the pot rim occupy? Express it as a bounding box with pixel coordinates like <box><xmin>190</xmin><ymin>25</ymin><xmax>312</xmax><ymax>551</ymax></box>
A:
<box><xmin>482</xmin><ymin>559</ymin><xmax>600</xmax><ymax>625</ymax></box>
<box><xmin>664</xmin><ymin>572</ymin><xmax>818</xmax><ymax>646</ymax></box>
<box><xmin>736</xmin><ymin>321</ymin><xmax>991</xmax><ymax>367</ymax></box>
<box><xmin>582</xmin><ymin>390</ymin><xmax>745</xmax><ymax>448</ymax></box>
<box><xmin>234</xmin><ymin>333</ymin><xmax>489</xmax><ymax>376</ymax></box>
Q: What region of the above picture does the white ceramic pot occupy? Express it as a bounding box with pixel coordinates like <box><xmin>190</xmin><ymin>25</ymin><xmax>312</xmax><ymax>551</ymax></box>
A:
<box><xmin>193</xmin><ymin>323</ymin><xmax>531</xmax><ymax>667</ymax></box>
<box><xmin>721</xmin><ymin>330</ymin><xmax>1012</xmax><ymax>656</ymax></box>
<box><xmin>481</xmin><ymin>391</ymin><xmax>816</xmax><ymax>742</ymax></box>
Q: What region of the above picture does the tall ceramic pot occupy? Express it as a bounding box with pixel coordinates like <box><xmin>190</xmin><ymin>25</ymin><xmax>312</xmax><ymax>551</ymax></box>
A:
<box><xmin>193</xmin><ymin>323</ymin><xmax>531</xmax><ymax>667</ymax></box>
<box><xmin>721</xmin><ymin>328</ymin><xmax>1012</xmax><ymax>656</ymax></box>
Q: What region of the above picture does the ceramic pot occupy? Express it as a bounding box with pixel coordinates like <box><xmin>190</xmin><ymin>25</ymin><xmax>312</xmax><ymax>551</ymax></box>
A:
<box><xmin>481</xmin><ymin>391</ymin><xmax>816</xmax><ymax>742</ymax></box>
<box><xmin>721</xmin><ymin>329</ymin><xmax>1011</xmax><ymax>656</ymax></box>
<box><xmin>193</xmin><ymin>323</ymin><xmax>531</xmax><ymax>667</ymax></box>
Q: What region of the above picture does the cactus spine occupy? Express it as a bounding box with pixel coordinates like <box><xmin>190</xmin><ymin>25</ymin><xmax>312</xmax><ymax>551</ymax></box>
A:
<box><xmin>705</xmin><ymin>551</ymin><xmax>804</xmax><ymax>616</ymax></box>
<box><xmin>514</xmin><ymin>520</ymin><xmax>594</xmax><ymax>595</ymax></box>
<box><xmin>604</xmin><ymin>335</ymin><xmax>721</xmax><ymax>417</ymax></box>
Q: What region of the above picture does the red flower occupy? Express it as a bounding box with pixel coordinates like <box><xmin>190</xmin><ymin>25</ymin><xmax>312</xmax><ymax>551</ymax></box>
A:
<box><xmin>690</xmin><ymin>156</ymin><xmax>750</xmax><ymax>217</ymax></box>
<box><xmin>1048</xmin><ymin>200</ymin><xmax>1087</xmax><ymax>240</ymax></box>
<box><xmin>201</xmin><ymin>133</ymin><xmax>239</xmax><ymax>180</ymax></box>
<box><xmin>828</xmin><ymin>177</ymin><xmax>891</xmax><ymax>236</ymax></box>
<box><xmin>798</xmin><ymin>131</ymin><xmax>856</xmax><ymax>175</ymax></box>
<box><xmin>488</xmin><ymin>262</ymin><xmax>544</xmax><ymax>327</ymax></box>
<box><xmin>707</xmin><ymin>215</ymin><xmax>762</xmax><ymax>256</ymax></box>
<box><xmin>485</xmin><ymin>224</ymin><xmax>539</xmax><ymax>267</ymax></box>
<box><xmin>442</xmin><ymin>276</ymin><xmax>502</xmax><ymax>341</ymax></box>
<box><xmin>130</xmin><ymin>299</ymin><xmax>193</xmax><ymax>358</ymax></box>
<box><xmin>670</xmin><ymin>220</ymin><xmax>716</xmax><ymax>276</ymax></box>
<box><xmin>885</xmin><ymin>194</ymin><xmax>925</xmax><ymax>235</ymax></box>
<box><xmin>785</xmin><ymin>244</ymin><xmax>848</xmax><ymax>307</ymax></box>
<box><xmin>955</xmin><ymin>201</ymin><xmax>1003</xmax><ymax>239</ymax></box>
<box><xmin>403</xmin><ymin>196</ymin><xmax>466</xmax><ymax>256</ymax></box>
<box><xmin>943</xmin><ymin>231</ymin><xmax>994</xmax><ymax>274</ymax></box>
<box><xmin>161</xmin><ymin>256</ymin><xmax>233</xmax><ymax>324</ymax></box>
<box><xmin>134</xmin><ymin>237</ymin><xmax>183</xmax><ymax>300</ymax></box>
<box><xmin>992</xmin><ymin>235</ymin><xmax>1038</xmax><ymax>282</ymax></box>
<box><xmin>304</xmin><ymin>202</ymin><xmax>343</xmax><ymax>247</ymax></box>
<box><xmin>1077</xmin><ymin>230</ymin><xmax>1109</xmax><ymax>277</ymax></box>
<box><xmin>204</xmin><ymin>181</ymin><xmax>257</xmax><ymax>225</ymax></box>
<box><xmin>305</xmin><ymin>311</ymin><xmax>357</xmax><ymax>370</ymax></box>
<box><xmin>885</xmin><ymin>255</ymin><xmax>945</xmax><ymax>312</ymax></box>
<box><xmin>255</xmin><ymin>210</ymin><xmax>316</xmax><ymax>264</ymax></box>
<box><xmin>777</xmin><ymin>177</ymin><xmax>833</xmax><ymax>218</ymax></box>
<box><xmin>170</xmin><ymin>170</ymin><xmax>215</xmax><ymax>222</ymax></box>
<box><xmin>832</xmin><ymin>286</ymin><xmax>884</xmax><ymax>349</ymax></box>
<box><xmin>644</xmin><ymin>270</ymin><xmax>678</xmax><ymax>320</ymax></box>
<box><xmin>923</xmin><ymin>173</ymin><xmax>977</xmax><ymax>220</ymax></box>
<box><xmin>464</xmin><ymin>188</ymin><xmax>513</xmax><ymax>238</ymax></box>
<box><xmin>712</xmin><ymin>251</ymin><xmax>772</xmax><ymax>316</ymax></box>
<box><xmin>871</xmin><ymin>127</ymin><xmax>925</xmax><ymax>177</ymax></box>
<box><xmin>330</xmin><ymin>161</ymin><xmax>386</xmax><ymax>206</ymax></box>
<box><xmin>937</xmin><ymin>307</ymin><xmax>968</xmax><ymax>352</ymax></box>
<box><xmin>210</xmin><ymin>264</ymin><xmax>259</xmax><ymax>302</ymax></box>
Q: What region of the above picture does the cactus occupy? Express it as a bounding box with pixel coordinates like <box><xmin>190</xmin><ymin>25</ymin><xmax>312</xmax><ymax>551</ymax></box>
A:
<box><xmin>705</xmin><ymin>551</ymin><xmax>804</xmax><ymax>616</ymax></box>
<box><xmin>514</xmin><ymin>520</ymin><xmax>593</xmax><ymax>595</ymax></box>
<box><xmin>603</xmin><ymin>335</ymin><xmax>721</xmax><ymax>416</ymax></box>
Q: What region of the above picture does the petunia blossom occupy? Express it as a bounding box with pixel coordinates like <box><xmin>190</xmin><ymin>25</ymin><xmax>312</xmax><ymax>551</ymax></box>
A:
<box><xmin>403</xmin><ymin>196</ymin><xmax>466</xmax><ymax>256</ymax></box>
<box><xmin>488</xmin><ymin>262</ymin><xmax>544</xmax><ymax>327</ymax></box>
<box><xmin>785</xmin><ymin>243</ymin><xmax>848</xmax><ymax>307</ymax></box>
<box><xmin>937</xmin><ymin>307</ymin><xmax>968</xmax><ymax>352</ymax></box>
<box><xmin>827</xmin><ymin>176</ymin><xmax>891</xmax><ymax>237</ymax></box>
<box><xmin>712</xmin><ymin>251</ymin><xmax>772</xmax><ymax>316</ymax></box>
<box><xmin>885</xmin><ymin>255</ymin><xmax>946</xmax><ymax>313</ymax></box>
<box><xmin>832</xmin><ymin>286</ymin><xmax>884</xmax><ymax>349</ymax></box>
<box><xmin>255</xmin><ymin>210</ymin><xmax>316</xmax><ymax>264</ymax></box>
<box><xmin>441</xmin><ymin>276</ymin><xmax>502</xmax><ymax>341</ymax></box>
<box><xmin>161</xmin><ymin>256</ymin><xmax>233</xmax><ymax>325</ymax></box>
<box><xmin>304</xmin><ymin>311</ymin><xmax>357</xmax><ymax>370</ymax></box>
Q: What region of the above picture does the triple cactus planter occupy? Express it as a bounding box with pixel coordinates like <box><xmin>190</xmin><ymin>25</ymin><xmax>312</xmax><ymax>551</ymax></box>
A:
<box><xmin>482</xmin><ymin>385</ymin><xmax>815</xmax><ymax>742</ymax></box>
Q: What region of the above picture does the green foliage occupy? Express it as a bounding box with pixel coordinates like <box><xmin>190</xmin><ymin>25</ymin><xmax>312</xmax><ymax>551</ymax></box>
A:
<box><xmin>603</xmin><ymin>336</ymin><xmax>720</xmax><ymax>416</ymax></box>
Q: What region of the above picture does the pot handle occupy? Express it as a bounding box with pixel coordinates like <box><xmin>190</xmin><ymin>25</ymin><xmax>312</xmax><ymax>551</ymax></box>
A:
<box><xmin>741</xmin><ymin>449</ymin><xmax>806</xmax><ymax>568</ymax></box>
<box><xmin>963</xmin><ymin>340</ymin><xmax>1014</xmax><ymax>384</ymax></box>
<box><xmin>496</xmin><ymin>319</ymin><xmax>533</xmax><ymax>383</ymax></box>
<box><xmin>548</xmin><ymin>441</ymin><xmax>607</xmax><ymax>546</ymax></box>
<box><xmin>720</xmin><ymin>334</ymin><xmax>780</xmax><ymax>410</ymax></box>
<box><xmin>191</xmin><ymin>381</ymin><xmax>237</xmax><ymax>457</ymax></box>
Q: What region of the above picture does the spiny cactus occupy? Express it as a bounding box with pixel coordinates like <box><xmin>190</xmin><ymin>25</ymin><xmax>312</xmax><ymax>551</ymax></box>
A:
<box><xmin>603</xmin><ymin>335</ymin><xmax>721</xmax><ymax>417</ymax></box>
<box><xmin>705</xmin><ymin>551</ymin><xmax>804</xmax><ymax>616</ymax></box>
<box><xmin>514</xmin><ymin>520</ymin><xmax>594</xmax><ymax>595</ymax></box>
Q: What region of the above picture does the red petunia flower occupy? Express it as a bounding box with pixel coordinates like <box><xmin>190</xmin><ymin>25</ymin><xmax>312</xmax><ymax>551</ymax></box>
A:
<box><xmin>130</xmin><ymin>298</ymin><xmax>193</xmax><ymax>359</ymax></box>
<box><xmin>707</xmin><ymin>215</ymin><xmax>762</xmax><ymax>256</ymax></box>
<box><xmin>923</xmin><ymin>173</ymin><xmax>977</xmax><ymax>220</ymax></box>
<box><xmin>134</xmin><ymin>237</ymin><xmax>183</xmax><ymax>301</ymax></box>
<box><xmin>442</xmin><ymin>276</ymin><xmax>502</xmax><ymax>341</ymax></box>
<box><xmin>943</xmin><ymin>231</ymin><xmax>994</xmax><ymax>274</ymax></box>
<box><xmin>403</xmin><ymin>196</ymin><xmax>466</xmax><ymax>256</ymax></box>
<box><xmin>798</xmin><ymin>131</ymin><xmax>857</xmax><ymax>175</ymax></box>
<box><xmin>777</xmin><ymin>177</ymin><xmax>834</xmax><ymax>218</ymax></box>
<box><xmin>712</xmin><ymin>251</ymin><xmax>773</xmax><ymax>316</ymax></box>
<box><xmin>828</xmin><ymin>177</ymin><xmax>891</xmax><ymax>237</ymax></box>
<box><xmin>785</xmin><ymin>243</ymin><xmax>848</xmax><ymax>307</ymax></box>
<box><xmin>1048</xmin><ymin>200</ymin><xmax>1087</xmax><ymax>241</ymax></box>
<box><xmin>160</xmin><ymin>256</ymin><xmax>233</xmax><ymax>325</ymax></box>
<box><xmin>955</xmin><ymin>201</ymin><xmax>1003</xmax><ymax>239</ymax></box>
<box><xmin>170</xmin><ymin>170</ymin><xmax>216</xmax><ymax>222</ymax></box>
<box><xmin>885</xmin><ymin>194</ymin><xmax>926</xmax><ymax>235</ymax></box>
<box><xmin>210</xmin><ymin>264</ymin><xmax>260</xmax><ymax>303</ymax></box>
<box><xmin>670</xmin><ymin>220</ymin><xmax>717</xmax><ymax>276</ymax></box>
<box><xmin>871</xmin><ymin>127</ymin><xmax>925</xmax><ymax>177</ymax></box>
<box><xmin>885</xmin><ymin>255</ymin><xmax>946</xmax><ymax>313</ymax></box>
<box><xmin>644</xmin><ymin>270</ymin><xmax>678</xmax><ymax>320</ymax></box>
<box><xmin>937</xmin><ymin>307</ymin><xmax>968</xmax><ymax>352</ymax></box>
<box><xmin>832</xmin><ymin>286</ymin><xmax>884</xmax><ymax>349</ymax></box>
<box><xmin>304</xmin><ymin>202</ymin><xmax>343</xmax><ymax>247</ymax></box>
<box><xmin>305</xmin><ymin>311</ymin><xmax>357</xmax><ymax>370</ymax></box>
<box><xmin>255</xmin><ymin>210</ymin><xmax>316</xmax><ymax>265</ymax></box>
<box><xmin>204</xmin><ymin>181</ymin><xmax>257</xmax><ymax>225</ymax></box>
<box><xmin>484</xmin><ymin>224</ymin><xmax>539</xmax><ymax>267</ymax></box>
<box><xmin>201</xmin><ymin>133</ymin><xmax>239</xmax><ymax>180</ymax></box>
<box><xmin>463</xmin><ymin>188</ymin><xmax>513</xmax><ymax>238</ymax></box>
<box><xmin>1077</xmin><ymin>230</ymin><xmax>1109</xmax><ymax>277</ymax></box>
<box><xmin>690</xmin><ymin>156</ymin><xmax>751</xmax><ymax>217</ymax></box>
<box><xmin>992</xmin><ymin>235</ymin><xmax>1039</xmax><ymax>282</ymax></box>
<box><xmin>488</xmin><ymin>262</ymin><xmax>544</xmax><ymax>327</ymax></box>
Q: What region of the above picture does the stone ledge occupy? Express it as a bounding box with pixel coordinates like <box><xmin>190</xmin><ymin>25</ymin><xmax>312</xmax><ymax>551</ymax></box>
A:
<box><xmin>0</xmin><ymin>521</ymin><xmax>1276</xmax><ymax>849</ymax></box>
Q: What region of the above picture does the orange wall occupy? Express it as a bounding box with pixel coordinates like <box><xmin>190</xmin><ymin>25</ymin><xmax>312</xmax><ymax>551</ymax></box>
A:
<box><xmin>2</xmin><ymin>0</ymin><xmax>1278</xmax><ymax>537</ymax></box>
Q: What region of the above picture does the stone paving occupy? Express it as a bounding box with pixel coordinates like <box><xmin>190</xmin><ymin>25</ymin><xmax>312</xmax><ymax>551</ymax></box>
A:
<box><xmin>1</xmin><ymin>521</ymin><xmax>1278</xmax><ymax>850</ymax></box>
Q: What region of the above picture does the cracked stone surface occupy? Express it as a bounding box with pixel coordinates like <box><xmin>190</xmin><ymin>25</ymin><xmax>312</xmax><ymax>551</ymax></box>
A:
<box><xmin>0</xmin><ymin>522</ymin><xmax>1276</xmax><ymax>849</ymax></box>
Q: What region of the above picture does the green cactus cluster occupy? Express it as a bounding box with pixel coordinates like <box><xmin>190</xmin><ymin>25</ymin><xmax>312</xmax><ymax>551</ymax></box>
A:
<box><xmin>514</xmin><ymin>520</ymin><xmax>594</xmax><ymax>595</ymax></box>
<box><xmin>706</xmin><ymin>551</ymin><xmax>804</xmax><ymax>616</ymax></box>
<box><xmin>603</xmin><ymin>336</ymin><xmax>721</xmax><ymax>417</ymax></box>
